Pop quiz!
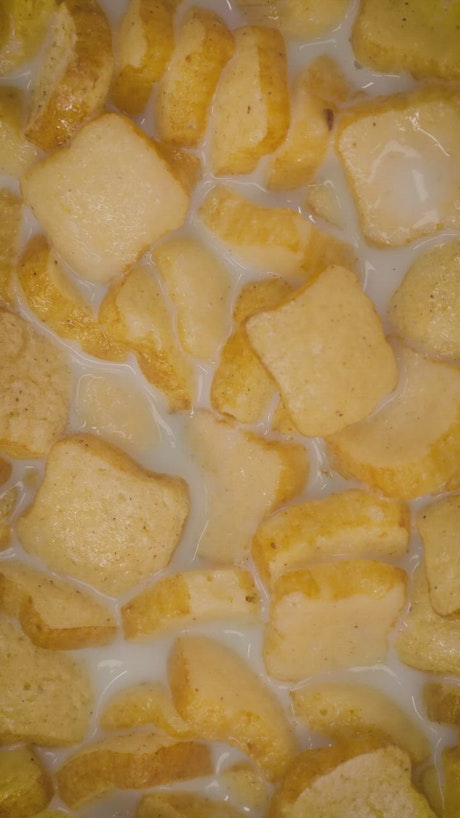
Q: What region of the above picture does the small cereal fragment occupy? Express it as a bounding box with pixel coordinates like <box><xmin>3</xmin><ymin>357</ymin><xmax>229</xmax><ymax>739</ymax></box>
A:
<box><xmin>16</xmin><ymin>434</ymin><xmax>189</xmax><ymax>595</ymax></box>
<box><xmin>0</xmin><ymin>0</ymin><xmax>55</xmax><ymax>75</ymax></box>
<box><xmin>0</xmin><ymin>746</ymin><xmax>53</xmax><ymax>818</ymax></box>
<box><xmin>0</xmin><ymin>486</ymin><xmax>16</xmax><ymax>550</ymax></box>
<box><xmin>236</xmin><ymin>0</ymin><xmax>350</xmax><ymax>40</ymax></box>
<box><xmin>0</xmin><ymin>189</ymin><xmax>22</xmax><ymax>306</ymax></box>
<box><xmin>136</xmin><ymin>792</ymin><xmax>245</xmax><ymax>818</ymax></box>
<box><xmin>0</xmin><ymin>87</ymin><xmax>37</xmax><ymax>174</ymax></box>
<box><xmin>305</xmin><ymin>180</ymin><xmax>344</xmax><ymax>228</ymax></box>
<box><xmin>423</xmin><ymin>681</ymin><xmax>460</xmax><ymax>726</ymax></box>
<box><xmin>246</xmin><ymin>265</ymin><xmax>397</xmax><ymax>437</ymax></box>
<box><xmin>264</xmin><ymin>560</ymin><xmax>407</xmax><ymax>681</ymax></box>
<box><xmin>417</xmin><ymin>494</ymin><xmax>460</xmax><ymax>617</ymax></box>
<box><xmin>100</xmin><ymin>681</ymin><xmax>192</xmax><ymax>736</ymax></box>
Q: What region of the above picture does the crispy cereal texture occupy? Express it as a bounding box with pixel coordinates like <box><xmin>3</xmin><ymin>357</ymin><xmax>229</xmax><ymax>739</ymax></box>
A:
<box><xmin>246</xmin><ymin>265</ymin><xmax>397</xmax><ymax>436</ymax></box>
<box><xmin>0</xmin><ymin>746</ymin><xmax>53</xmax><ymax>818</ymax></box>
<box><xmin>264</xmin><ymin>561</ymin><xmax>406</xmax><ymax>681</ymax></box>
<box><xmin>0</xmin><ymin>617</ymin><xmax>92</xmax><ymax>746</ymax></box>
<box><xmin>56</xmin><ymin>733</ymin><xmax>213</xmax><ymax>809</ymax></box>
<box><xmin>252</xmin><ymin>489</ymin><xmax>409</xmax><ymax>589</ymax></box>
<box><xmin>423</xmin><ymin>681</ymin><xmax>460</xmax><ymax>726</ymax></box>
<box><xmin>0</xmin><ymin>87</ymin><xmax>36</xmax><ymax>174</ymax></box>
<box><xmin>22</xmin><ymin>113</ymin><xmax>190</xmax><ymax>284</ymax></box>
<box><xmin>327</xmin><ymin>345</ymin><xmax>460</xmax><ymax>499</ymax></box>
<box><xmin>235</xmin><ymin>0</ymin><xmax>350</xmax><ymax>40</ymax></box>
<box><xmin>417</xmin><ymin>494</ymin><xmax>460</xmax><ymax>617</ymax></box>
<box><xmin>100</xmin><ymin>682</ymin><xmax>192</xmax><ymax>736</ymax></box>
<box><xmin>0</xmin><ymin>487</ymin><xmax>16</xmax><ymax>550</ymax></box>
<box><xmin>136</xmin><ymin>792</ymin><xmax>245</xmax><ymax>818</ymax></box>
<box><xmin>187</xmin><ymin>410</ymin><xmax>308</xmax><ymax>564</ymax></box>
<box><xmin>16</xmin><ymin>434</ymin><xmax>189</xmax><ymax>595</ymax></box>
<box><xmin>169</xmin><ymin>635</ymin><xmax>299</xmax><ymax>780</ymax></box>
<box><xmin>0</xmin><ymin>0</ymin><xmax>56</xmax><ymax>75</ymax></box>
<box><xmin>0</xmin><ymin>189</ymin><xmax>21</xmax><ymax>306</ymax></box>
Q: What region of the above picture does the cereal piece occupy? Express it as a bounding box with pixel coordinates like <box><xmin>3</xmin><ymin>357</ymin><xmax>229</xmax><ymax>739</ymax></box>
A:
<box><xmin>0</xmin><ymin>617</ymin><xmax>92</xmax><ymax>746</ymax></box>
<box><xmin>56</xmin><ymin>733</ymin><xmax>213</xmax><ymax>809</ymax></box>
<box><xmin>0</xmin><ymin>560</ymin><xmax>117</xmax><ymax>649</ymax></box>
<box><xmin>264</xmin><ymin>560</ymin><xmax>406</xmax><ymax>681</ymax></box>
<box><xmin>0</xmin><ymin>87</ymin><xmax>36</xmax><ymax>174</ymax></box>
<box><xmin>419</xmin><ymin>766</ymin><xmax>443</xmax><ymax>818</ymax></box>
<box><xmin>327</xmin><ymin>345</ymin><xmax>460</xmax><ymax>499</ymax></box>
<box><xmin>0</xmin><ymin>0</ymin><xmax>55</xmax><ymax>75</ymax></box>
<box><xmin>0</xmin><ymin>458</ymin><xmax>11</xmax><ymax>486</ymax></box>
<box><xmin>417</xmin><ymin>494</ymin><xmax>460</xmax><ymax>617</ymax></box>
<box><xmin>440</xmin><ymin>745</ymin><xmax>460</xmax><ymax>818</ymax></box>
<box><xmin>423</xmin><ymin>681</ymin><xmax>460</xmax><ymax>725</ymax></box>
<box><xmin>0</xmin><ymin>309</ymin><xmax>71</xmax><ymax>459</ymax></box>
<box><xmin>136</xmin><ymin>792</ymin><xmax>245</xmax><ymax>818</ymax></box>
<box><xmin>0</xmin><ymin>189</ymin><xmax>22</xmax><ymax>306</ymax></box>
<box><xmin>336</xmin><ymin>88</ymin><xmax>460</xmax><ymax>246</ymax></box>
<box><xmin>388</xmin><ymin>240</ymin><xmax>460</xmax><ymax>359</ymax></box>
<box><xmin>16</xmin><ymin>434</ymin><xmax>189</xmax><ymax>595</ymax></box>
<box><xmin>154</xmin><ymin>142</ymin><xmax>202</xmax><ymax>195</ymax></box>
<box><xmin>169</xmin><ymin>635</ymin><xmax>299</xmax><ymax>780</ymax></box>
<box><xmin>252</xmin><ymin>489</ymin><xmax>409</xmax><ymax>589</ymax></box>
<box><xmin>187</xmin><ymin>410</ymin><xmax>308</xmax><ymax>564</ymax></box>
<box><xmin>209</xmin><ymin>26</ymin><xmax>289</xmax><ymax>175</ymax></box>
<box><xmin>221</xmin><ymin>764</ymin><xmax>269</xmax><ymax>814</ymax></box>
<box><xmin>235</xmin><ymin>0</ymin><xmax>350</xmax><ymax>40</ymax></box>
<box><xmin>0</xmin><ymin>486</ymin><xmax>16</xmax><ymax>550</ymax></box>
<box><xmin>246</xmin><ymin>265</ymin><xmax>397</xmax><ymax>437</ymax></box>
<box><xmin>100</xmin><ymin>682</ymin><xmax>192</xmax><ymax>736</ymax></box>
<box><xmin>0</xmin><ymin>746</ymin><xmax>53</xmax><ymax>818</ymax></box>
<box><xmin>22</xmin><ymin>113</ymin><xmax>190</xmax><ymax>284</ymax></box>
<box><xmin>155</xmin><ymin>8</ymin><xmax>234</xmax><ymax>147</ymax></box>
<box><xmin>305</xmin><ymin>180</ymin><xmax>344</xmax><ymax>228</ymax></box>
<box><xmin>122</xmin><ymin>568</ymin><xmax>260</xmax><ymax>639</ymax></box>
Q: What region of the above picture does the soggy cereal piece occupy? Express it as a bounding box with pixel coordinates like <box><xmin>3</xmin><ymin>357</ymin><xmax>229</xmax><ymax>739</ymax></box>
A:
<box><xmin>100</xmin><ymin>682</ymin><xmax>192</xmax><ymax>736</ymax></box>
<box><xmin>440</xmin><ymin>745</ymin><xmax>460</xmax><ymax>818</ymax></box>
<box><xmin>0</xmin><ymin>560</ymin><xmax>117</xmax><ymax>649</ymax></box>
<box><xmin>22</xmin><ymin>113</ymin><xmax>190</xmax><ymax>284</ymax></box>
<box><xmin>209</xmin><ymin>26</ymin><xmax>289</xmax><ymax>176</ymax></box>
<box><xmin>56</xmin><ymin>733</ymin><xmax>213</xmax><ymax>809</ymax></box>
<box><xmin>221</xmin><ymin>764</ymin><xmax>269</xmax><ymax>814</ymax></box>
<box><xmin>136</xmin><ymin>792</ymin><xmax>245</xmax><ymax>818</ymax></box>
<box><xmin>246</xmin><ymin>265</ymin><xmax>397</xmax><ymax>437</ymax></box>
<box><xmin>169</xmin><ymin>635</ymin><xmax>299</xmax><ymax>780</ymax></box>
<box><xmin>327</xmin><ymin>345</ymin><xmax>460</xmax><ymax>499</ymax></box>
<box><xmin>305</xmin><ymin>180</ymin><xmax>344</xmax><ymax>227</ymax></box>
<box><xmin>423</xmin><ymin>681</ymin><xmax>460</xmax><ymax>726</ymax></box>
<box><xmin>252</xmin><ymin>489</ymin><xmax>409</xmax><ymax>589</ymax></box>
<box><xmin>388</xmin><ymin>240</ymin><xmax>460</xmax><ymax>359</ymax></box>
<box><xmin>417</xmin><ymin>494</ymin><xmax>460</xmax><ymax>617</ymax></box>
<box><xmin>99</xmin><ymin>266</ymin><xmax>194</xmax><ymax>411</ymax></box>
<box><xmin>122</xmin><ymin>568</ymin><xmax>260</xmax><ymax>639</ymax></box>
<box><xmin>0</xmin><ymin>0</ymin><xmax>56</xmax><ymax>75</ymax></box>
<box><xmin>0</xmin><ymin>486</ymin><xmax>16</xmax><ymax>550</ymax></box>
<box><xmin>0</xmin><ymin>87</ymin><xmax>37</xmax><ymax>175</ymax></box>
<box><xmin>187</xmin><ymin>410</ymin><xmax>308</xmax><ymax>564</ymax></box>
<box><xmin>0</xmin><ymin>617</ymin><xmax>92</xmax><ymax>746</ymax></box>
<box><xmin>0</xmin><ymin>746</ymin><xmax>53</xmax><ymax>818</ymax></box>
<box><xmin>264</xmin><ymin>560</ymin><xmax>406</xmax><ymax>681</ymax></box>
<box><xmin>16</xmin><ymin>434</ymin><xmax>189</xmax><ymax>595</ymax></box>
<box><xmin>156</xmin><ymin>8</ymin><xmax>234</xmax><ymax>147</ymax></box>
<box><xmin>0</xmin><ymin>310</ymin><xmax>71</xmax><ymax>459</ymax></box>
<box><xmin>336</xmin><ymin>88</ymin><xmax>460</xmax><ymax>247</ymax></box>
<box><xmin>152</xmin><ymin>237</ymin><xmax>232</xmax><ymax>361</ymax></box>
<box><xmin>235</xmin><ymin>0</ymin><xmax>350</xmax><ymax>40</ymax></box>
<box><xmin>0</xmin><ymin>189</ymin><xmax>22</xmax><ymax>306</ymax></box>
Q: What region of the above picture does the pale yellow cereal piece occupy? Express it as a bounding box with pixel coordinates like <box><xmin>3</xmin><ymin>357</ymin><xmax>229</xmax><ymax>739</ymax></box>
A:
<box><xmin>100</xmin><ymin>682</ymin><xmax>192</xmax><ymax>736</ymax></box>
<box><xmin>187</xmin><ymin>410</ymin><xmax>308</xmax><ymax>564</ymax></box>
<box><xmin>0</xmin><ymin>87</ymin><xmax>36</xmax><ymax>175</ymax></box>
<box><xmin>16</xmin><ymin>434</ymin><xmax>189</xmax><ymax>595</ymax></box>
<box><xmin>0</xmin><ymin>189</ymin><xmax>22</xmax><ymax>306</ymax></box>
<box><xmin>209</xmin><ymin>26</ymin><xmax>289</xmax><ymax>175</ymax></box>
<box><xmin>0</xmin><ymin>0</ymin><xmax>55</xmax><ymax>75</ymax></box>
<box><xmin>246</xmin><ymin>265</ymin><xmax>397</xmax><ymax>437</ymax></box>
<box><xmin>305</xmin><ymin>180</ymin><xmax>345</xmax><ymax>228</ymax></box>
<box><xmin>0</xmin><ymin>746</ymin><xmax>53</xmax><ymax>818</ymax></box>
<box><xmin>235</xmin><ymin>0</ymin><xmax>350</xmax><ymax>40</ymax></box>
<box><xmin>417</xmin><ymin>494</ymin><xmax>460</xmax><ymax>617</ymax></box>
<box><xmin>423</xmin><ymin>680</ymin><xmax>460</xmax><ymax>725</ymax></box>
<box><xmin>22</xmin><ymin>113</ymin><xmax>190</xmax><ymax>284</ymax></box>
<box><xmin>264</xmin><ymin>560</ymin><xmax>407</xmax><ymax>681</ymax></box>
<box><xmin>440</xmin><ymin>745</ymin><xmax>460</xmax><ymax>818</ymax></box>
<box><xmin>221</xmin><ymin>764</ymin><xmax>269</xmax><ymax>814</ymax></box>
<box><xmin>169</xmin><ymin>634</ymin><xmax>299</xmax><ymax>780</ymax></box>
<box><xmin>0</xmin><ymin>486</ymin><xmax>16</xmax><ymax>550</ymax></box>
<box><xmin>136</xmin><ymin>792</ymin><xmax>245</xmax><ymax>818</ymax></box>
<box><xmin>271</xmin><ymin>401</ymin><xmax>299</xmax><ymax>436</ymax></box>
<box><xmin>252</xmin><ymin>489</ymin><xmax>409</xmax><ymax>589</ymax></box>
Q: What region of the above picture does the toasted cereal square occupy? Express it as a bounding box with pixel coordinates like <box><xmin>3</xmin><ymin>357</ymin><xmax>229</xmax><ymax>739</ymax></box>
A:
<box><xmin>235</xmin><ymin>0</ymin><xmax>350</xmax><ymax>40</ymax></box>
<box><xmin>100</xmin><ymin>681</ymin><xmax>192</xmax><ymax>736</ymax></box>
<box><xmin>136</xmin><ymin>792</ymin><xmax>246</xmax><ymax>818</ymax></box>
<box><xmin>0</xmin><ymin>746</ymin><xmax>53</xmax><ymax>818</ymax></box>
<box><xmin>0</xmin><ymin>0</ymin><xmax>55</xmax><ymax>75</ymax></box>
<box><xmin>0</xmin><ymin>189</ymin><xmax>22</xmax><ymax>306</ymax></box>
<box><xmin>0</xmin><ymin>87</ymin><xmax>37</xmax><ymax>174</ymax></box>
<box><xmin>423</xmin><ymin>680</ymin><xmax>460</xmax><ymax>726</ymax></box>
<box><xmin>0</xmin><ymin>486</ymin><xmax>16</xmax><ymax>549</ymax></box>
<box><xmin>417</xmin><ymin>494</ymin><xmax>460</xmax><ymax>617</ymax></box>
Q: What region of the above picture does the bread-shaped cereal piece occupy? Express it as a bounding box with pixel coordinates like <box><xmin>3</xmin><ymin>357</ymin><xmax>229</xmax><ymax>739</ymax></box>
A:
<box><xmin>122</xmin><ymin>568</ymin><xmax>260</xmax><ymax>639</ymax></box>
<box><xmin>0</xmin><ymin>616</ymin><xmax>92</xmax><ymax>745</ymax></box>
<box><xmin>0</xmin><ymin>309</ymin><xmax>71</xmax><ymax>459</ymax></box>
<box><xmin>0</xmin><ymin>560</ymin><xmax>117</xmax><ymax>649</ymax></box>
<box><xmin>0</xmin><ymin>87</ymin><xmax>37</xmax><ymax>174</ymax></box>
<box><xmin>169</xmin><ymin>635</ymin><xmax>299</xmax><ymax>780</ymax></box>
<box><xmin>0</xmin><ymin>746</ymin><xmax>53</xmax><ymax>818</ymax></box>
<box><xmin>0</xmin><ymin>189</ymin><xmax>21</xmax><ymax>307</ymax></box>
<box><xmin>152</xmin><ymin>237</ymin><xmax>232</xmax><ymax>361</ymax></box>
<box><xmin>252</xmin><ymin>489</ymin><xmax>409</xmax><ymax>589</ymax></box>
<box><xmin>0</xmin><ymin>486</ymin><xmax>16</xmax><ymax>550</ymax></box>
<box><xmin>417</xmin><ymin>494</ymin><xmax>460</xmax><ymax>617</ymax></box>
<box><xmin>136</xmin><ymin>792</ymin><xmax>245</xmax><ymax>818</ymax></box>
<box><xmin>187</xmin><ymin>410</ymin><xmax>308</xmax><ymax>563</ymax></box>
<box><xmin>112</xmin><ymin>0</ymin><xmax>179</xmax><ymax>116</ymax></box>
<box><xmin>156</xmin><ymin>8</ymin><xmax>234</xmax><ymax>147</ymax></box>
<box><xmin>326</xmin><ymin>345</ymin><xmax>460</xmax><ymax>499</ymax></box>
<box><xmin>0</xmin><ymin>0</ymin><xmax>55</xmax><ymax>75</ymax></box>
<box><xmin>264</xmin><ymin>560</ymin><xmax>406</xmax><ymax>681</ymax></box>
<box><xmin>235</xmin><ymin>0</ymin><xmax>350</xmax><ymax>40</ymax></box>
<box><xmin>209</xmin><ymin>26</ymin><xmax>289</xmax><ymax>175</ymax></box>
<box><xmin>336</xmin><ymin>88</ymin><xmax>460</xmax><ymax>247</ymax></box>
<box><xmin>56</xmin><ymin>733</ymin><xmax>213</xmax><ymax>809</ymax></box>
<box><xmin>388</xmin><ymin>240</ymin><xmax>460</xmax><ymax>359</ymax></box>
<box><xmin>22</xmin><ymin>113</ymin><xmax>190</xmax><ymax>284</ymax></box>
<box><xmin>16</xmin><ymin>434</ymin><xmax>189</xmax><ymax>595</ymax></box>
<box><xmin>99</xmin><ymin>265</ymin><xmax>194</xmax><ymax>411</ymax></box>
<box><xmin>246</xmin><ymin>265</ymin><xmax>397</xmax><ymax>437</ymax></box>
<box><xmin>100</xmin><ymin>682</ymin><xmax>192</xmax><ymax>736</ymax></box>
<box><xmin>352</xmin><ymin>0</ymin><xmax>460</xmax><ymax>82</ymax></box>
<box><xmin>291</xmin><ymin>681</ymin><xmax>430</xmax><ymax>764</ymax></box>
<box><xmin>423</xmin><ymin>680</ymin><xmax>460</xmax><ymax>726</ymax></box>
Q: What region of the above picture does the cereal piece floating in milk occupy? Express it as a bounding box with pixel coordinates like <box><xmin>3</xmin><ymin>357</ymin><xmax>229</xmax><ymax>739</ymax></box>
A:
<box><xmin>0</xmin><ymin>0</ymin><xmax>55</xmax><ymax>76</ymax></box>
<box><xmin>417</xmin><ymin>494</ymin><xmax>460</xmax><ymax>618</ymax></box>
<box><xmin>135</xmin><ymin>792</ymin><xmax>246</xmax><ymax>818</ymax></box>
<box><xmin>235</xmin><ymin>0</ymin><xmax>350</xmax><ymax>41</ymax></box>
<box><xmin>0</xmin><ymin>746</ymin><xmax>53</xmax><ymax>818</ymax></box>
<box><xmin>100</xmin><ymin>681</ymin><xmax>192</xmax><ymax>737</ymax></box>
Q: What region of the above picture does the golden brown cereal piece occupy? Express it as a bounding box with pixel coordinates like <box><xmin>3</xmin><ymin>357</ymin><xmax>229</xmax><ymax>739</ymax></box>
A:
<box><xmin>252</xmin><ymin>489</ymin><xmax>410</xmax><ymax>589</ymax></box>
<box><xmin>235</xmin><ymin>0</ymin><xmax>350</xmax><ymax>40</ymax></box>
<box><xmin>100</xmin><ymin>682</ymin><xmax>192</xmax><ymax>736</ymax></box>
<box><xmin>0</xmin><ymin>309</ymin><xmax>71</xmax><ymax>459</ymax></box>
<box><xmin>423</xmin><ymin>681</ymin><xmax>460</xmax><ymax>725</ymax></box>
<box><xmin>388</xmin><ymin>240</ymin><xmax>460</xmax><ymax>359</ymax></box>
<box><xmin>0</xmin><ymin>0</ymin><xmax>56</xmax><ymax>75</ymax></box>
<box><xmin>56</xmin><ymin>733</ymin><xmax>213</xmax><ymax>809</ymax></box>
<box><xmin>417</xmin><ymin>494</ymin><xmax>460</xmax><ymax>617</ymax></box>
<box><xmin>0</xmin><ymin>560</ymin><xmax>117</xmax><ymax>649</ymax></box>
<box><xmin>0</xmin><ymin>746</ymin><xmax>53</xmax><ymax>818</ymax></box>
<box><xmin>326</xmin><ymin>345</ymin><xmax>460</xmax><ymax>499</ymax></box>
<box><xmin>99</xmin><ymin>265</ymin><xmax>194</xmax><ymax>411</ymax></box>
<box><xmin>264</xmin><ymin>561</ymin><xmax>407</xmax><ymax>681</ymax></box>
<box><xmin>187</xmin><ymin>410</ymin><xmax>308</xmax><ymax>564</ymax></box>
<box><xmin>16</xmin><ymin>434</ymin><xmax>189</xmax><ymax>596</ymax></box>
<box><xmin>221</xmin><ymin>764</ymin><xmax>269</xmax><ymax>814</ymax></box>
<box><xmin>336</xmin><ymin>88</ymin><xmax>460</xmax><ymax>247</ymax></box>
<box><xmin>122</xmin><ymin>568</ymin><xmax>260</xmax><ymax>639</ymax></box>
<box><xmin>246</xmin><ymin>266</ymin><xmax>397</xmax><ymax>437</ymax></box>
<box><xmin>0</xmin><ymin>616</ymin><xmax>92</xmax><ymax>746</ymax></box>
<box><xmin>22</xmin><ymin>113</ymin><xmax>190</xmax><ymax>284</ymax></box>
<box><xmin>209</xmin><ymin>26</ymin><xmax>289</xmax><ymax>175</ymax></box>
<box><xmin>136</xmin><ymin>792</ymin><xmax>245</xmax><ymax>818</ymax></box>
<box><xmin>441</xmin><ymin>745</ymin><xmax>460</xmax><ymax>818</ymax></box>
<box><xmin>0</xmin><ymin>189</ymin><xmax>22</xmax><ymax>306</ymax></box>
<box><xmin>152</xmin><ymin>237</ymin><xmax>232</xmax><ymax>361</ymax></box>
<box><xmin>169</xmin><ymin>635</ymin><xmax>299</xmax><ymax>780</ymax></box>
<box><xmin>155</xmin><ymin>8</ymin><xmax>234</xmax><ymax>147</ymax></box>
<box><xmin>0</xmin><ymin>486</ymin><xmax>16</xmax><ymax>550</ymax></box>
<box><xmin>0</xmin><ymin>87</ymin><xmax>36</xmax><ymax>174</ymax></box>
<box><xmin>153</xmin><ymin>141</ymin><xmax>202</xmax><ymax>195</ymax></box>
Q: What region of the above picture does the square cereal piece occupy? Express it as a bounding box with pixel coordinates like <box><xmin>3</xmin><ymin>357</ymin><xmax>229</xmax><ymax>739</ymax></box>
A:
<box><xmin>417</xmin><ymin>494</ymin><xmax>460</xmax><ymax>617</ymax></box>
